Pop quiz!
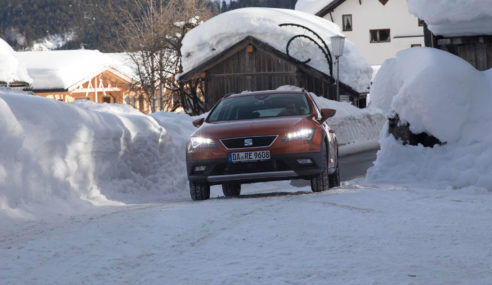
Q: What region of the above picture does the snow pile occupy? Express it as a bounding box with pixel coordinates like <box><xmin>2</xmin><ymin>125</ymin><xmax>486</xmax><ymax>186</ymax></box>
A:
<box><xmin>0</xmin><ymin>89</ymin><xmax>194</xmax><ymax>220</ymax></box>
<box><xmin>408</xmin><ymin>0</ymin><xmax>492</xmax><ymax>36</ymax></box>
<box><xmin>17</xmin><ymin>50</ymin><xmax>133</xmax><ymax>90</ymax></box>
<box><xmin>277</xmin><ymin>86</ymin><xmax>384</xmax><ymax>154</ymax></box>
<box><xmin>367</xmin><ymin>47</ymin><xmax>492</xmax><ymax>188</ymax></box>
<box><xmin>0</xmin><ymin>39</ymin><xmax>32</xmax><ymax>84</ymax></box>
<box><xmin>181</xmin><ymin>8</ymin><xmax>372</xmax><ymax>93</ymax></box>
<box><xmin>295</xmin><ymin>0</ymin><xmax>334</xmax><ymax>15</ymax></box>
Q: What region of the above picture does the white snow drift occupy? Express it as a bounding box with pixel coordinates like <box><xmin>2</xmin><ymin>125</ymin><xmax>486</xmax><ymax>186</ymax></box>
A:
<box><xmin>0</xmin><ymin>89</ymin><xmax>193</xmax><ymax>220</ymax></box>
<box><xmin>181</xmin><ymin>8</ymin><xmax>372</xmax><ymax>93</ymax></box>
<box><xmin>408</xmin><ymin>0</ymin><xmax>492</xmax><ymax>36</ymax></box>
<box><xmin>368</xmin><ymin>47</ymin><xmax>492</xmax><ymax>189</ymax></box>
<box><xmin>0</xmin><ymin>38</ymin><xmax>32</xmax><ymax>85</ymax></box>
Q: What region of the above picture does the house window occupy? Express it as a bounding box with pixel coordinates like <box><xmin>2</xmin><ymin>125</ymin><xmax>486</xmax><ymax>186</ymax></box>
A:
<box><xmin>418</xmin><ymin>19</ymin><xmax>424</xmax><ymax>26</ymax></box>
<box><xmin>342</xmin><ymin>15</ymin><xmax>352</xmax><ymax>31</ymax></box>
<box><xmin>370</xmin><ymin>29</ymin><xmax>391</xmax><ymax>43</ymax></box>
<box><xmin>411</xmin><ymin>44</ymin><xmax>422</xmax><ymax>48</ymax></box>
<box><xmin>103</xmin><ymin>96</ymin><xmax>111</xmax><ymax>103</ymax></box>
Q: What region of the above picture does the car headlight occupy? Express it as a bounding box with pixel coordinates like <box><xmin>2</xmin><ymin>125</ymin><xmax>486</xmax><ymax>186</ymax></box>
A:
<box><xmin>188</xmin><ymin>136</ymin><xmax>217</xmax><ymax>152</ymax></box>
<box><xmin>282</xmin><ymin>128</ymin><xmax>315</xmax><ymax>142</ymax></box>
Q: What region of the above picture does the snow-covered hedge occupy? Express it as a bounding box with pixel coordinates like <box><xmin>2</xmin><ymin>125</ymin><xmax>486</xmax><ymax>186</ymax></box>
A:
<box><xmin>0</xmin><ymin>89</ymin><xmax>194</xmax><ymax>219</ymax></box>
<box><xmin>367</xmin><ymin>47</ymin><xmax>492</xmax><ymax>189</ymax></box>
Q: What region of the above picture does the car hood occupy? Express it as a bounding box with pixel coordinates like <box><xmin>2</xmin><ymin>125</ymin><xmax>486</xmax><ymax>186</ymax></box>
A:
<box><xmin>193</xmin><ymin>115</ymin><xmax>315</xmax><ymax>138</ymax></box>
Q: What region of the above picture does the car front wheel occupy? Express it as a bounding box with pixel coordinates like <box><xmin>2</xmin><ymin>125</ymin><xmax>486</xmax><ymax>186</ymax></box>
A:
<box><xmin>190</xmin><ymin>181</ymin><xmax>210</xmax><ymax>201</ymax></box>
<box><xmin>222</xmin><ymin>183</ymin><xmax>241</xmax><ymax>197</ymax></box>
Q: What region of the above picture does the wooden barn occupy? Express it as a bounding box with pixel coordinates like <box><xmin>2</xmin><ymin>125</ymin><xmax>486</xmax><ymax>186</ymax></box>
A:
<box><xmin>179</xmin><ymin>36</ymin><xmax>367</xmax><ymax>110</ymax></box>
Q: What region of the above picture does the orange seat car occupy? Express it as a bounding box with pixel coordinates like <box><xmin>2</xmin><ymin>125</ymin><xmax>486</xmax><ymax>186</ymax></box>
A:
<box><xmin>186</xmin><ymin>90</ymin><xmax>340</xmax><ymax>200</ymax></box>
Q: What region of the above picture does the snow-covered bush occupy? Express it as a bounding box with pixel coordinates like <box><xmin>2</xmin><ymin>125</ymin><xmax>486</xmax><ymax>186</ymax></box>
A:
<box><xmin>0</xmin><ymin>90</ymin><xmax>194</xmax><ymax>219</ymax></box>
<box><xmin>367</xmin><ymin>47</ymin><xmax>492</xmax><ymax>189</ymax></box>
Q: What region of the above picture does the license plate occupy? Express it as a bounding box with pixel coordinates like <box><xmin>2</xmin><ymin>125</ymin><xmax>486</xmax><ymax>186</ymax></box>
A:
<box><xmin>228</xmin><ymin>150</ymin><xmax>270</xmax><ymax>163</ymax></box>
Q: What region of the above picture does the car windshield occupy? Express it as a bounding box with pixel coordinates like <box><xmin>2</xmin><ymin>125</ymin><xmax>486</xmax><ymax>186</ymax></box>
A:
<box><xmin>207</xmin><ymin>93</ymin><xmax>312</xmax><ymax>122</ymax></box>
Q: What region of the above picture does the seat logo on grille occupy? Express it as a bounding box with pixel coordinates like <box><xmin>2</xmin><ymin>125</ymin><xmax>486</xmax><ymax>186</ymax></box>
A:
<box><xmin>244</xmin><ymin>138</ymin><xmax>253</xmax><ymax>147</ymax></box>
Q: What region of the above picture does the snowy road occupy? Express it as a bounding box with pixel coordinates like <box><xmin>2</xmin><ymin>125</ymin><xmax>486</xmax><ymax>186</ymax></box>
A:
<box><xmin>2</xmin><ymin>180</ymin><xmax>492</xmax><ymax>284</ymax></box>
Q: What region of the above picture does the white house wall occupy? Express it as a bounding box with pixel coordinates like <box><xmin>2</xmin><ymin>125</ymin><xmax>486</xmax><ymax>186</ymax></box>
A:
<box><xmin>326</xmin><ymin>0</ymin><xmax>424</xmax><ymax>65</ymax></box>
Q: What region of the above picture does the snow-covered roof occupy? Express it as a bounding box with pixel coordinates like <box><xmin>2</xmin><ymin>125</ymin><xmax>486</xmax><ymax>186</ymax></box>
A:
<box><xmin>181</xmin><ymin>8</ymin><xmax>372</xmax><ymax>93</ymax></box>
<box><xmin>0</xmin><ymin>38</ymin><xmax>32</xmax><ymax>84</ymax></box>
<box><xmin>295</xmin><ymin>0</ymin><xmax>335</xmax><ymax>15</ymax></box>
<box><xmin>17</xmin><ymin>50</ymin><xmax>134</xmax><ymax>90</ymax></box>
<box><xmin>408</xmin><ymin>0</ymin><xmax>492</xmax><ymax>37</ymax></box>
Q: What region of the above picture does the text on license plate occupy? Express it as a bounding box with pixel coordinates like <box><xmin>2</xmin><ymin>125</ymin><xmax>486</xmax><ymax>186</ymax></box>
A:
<box><xmin>228</xmin><ymin>150</ymin><xmax>270</xmax><ymax>163</ymax></box>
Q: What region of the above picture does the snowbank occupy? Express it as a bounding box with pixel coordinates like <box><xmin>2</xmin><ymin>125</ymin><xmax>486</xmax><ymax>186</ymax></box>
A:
<box><xmin>277</xmin><ymin>86</ymin><xmax>384</xmax><ymax>155</ymax></box>
<box><xmin>0</xmin><ymin>39</ymin><xmax>32</xmax><ymax>84</ymax></box>
<box><xmin>367</xmin><ymin>47</ymin><xmax>492</xmax><ymax>189</ymax></box>
<box><xmin>408</xmin><ymin>0</ymin><xmax>492</xmax><ymax>36</ymax></box>
<box><xmin>181</xmin><ymin>8</ymin><xmax>372</xmax><ymax>93</ymax></box>
<box><xmin>295</xmin><ymin>0</ymin><xmax>333</xmax><ymax>15</ymax></box>
<box><xmin>0</xmin><ymin>89</ymin><xmax>194</xmax><ymax>220</ymax></box>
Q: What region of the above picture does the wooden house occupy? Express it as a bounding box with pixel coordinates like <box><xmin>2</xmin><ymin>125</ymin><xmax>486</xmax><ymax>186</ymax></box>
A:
<box><xmin>16</xmin><ymin>50</ymin><xmax>162</xmax><ymax>114</ymax></box>
<box><xmin>179</xmin><ymin>36</ymin><xmax>366</xmax><ymax>110</ymax></box>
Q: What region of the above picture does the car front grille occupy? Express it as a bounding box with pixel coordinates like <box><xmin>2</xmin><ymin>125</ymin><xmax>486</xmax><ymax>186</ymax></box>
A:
<box><xmin>220</xmin><ymin>135</ymin><xmax>278</xmax><ymax>149</ymax></box>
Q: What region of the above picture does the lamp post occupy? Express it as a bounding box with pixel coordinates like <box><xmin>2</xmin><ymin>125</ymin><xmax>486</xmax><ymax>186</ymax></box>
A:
<box><xmin>331</xmin><ymin>35</ymin><xmax>345</xmax><ymax>102</ymax></box>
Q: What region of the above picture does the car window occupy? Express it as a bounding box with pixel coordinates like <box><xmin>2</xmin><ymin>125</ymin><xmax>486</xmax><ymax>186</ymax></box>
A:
<box><xmin>207</xmin><ymin>93</ymin><xmax>313</xmax><ymax>122</ymax></box>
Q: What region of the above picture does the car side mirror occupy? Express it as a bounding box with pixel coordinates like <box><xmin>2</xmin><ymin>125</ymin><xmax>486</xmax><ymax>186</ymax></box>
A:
<box><xmin>319</xmin><ymin>108</ymin><xmax>336</xmax><ymax>123</ymax></box>
<box><xmin>192</xmin><ymin>118</ymin><xmax>205</xmax><ymax>128</ymax></box>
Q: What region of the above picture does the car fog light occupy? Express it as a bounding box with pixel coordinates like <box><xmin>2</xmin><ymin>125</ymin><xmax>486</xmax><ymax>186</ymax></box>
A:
<box><xmin>194</xmin><ymin>165</ymin><xmax>206</xmax><ymax>172</ymax></box>
<box><xmin>297</xmin><ymin>158</ymin><xmax>313</xmax><ymax>165</ymax></box>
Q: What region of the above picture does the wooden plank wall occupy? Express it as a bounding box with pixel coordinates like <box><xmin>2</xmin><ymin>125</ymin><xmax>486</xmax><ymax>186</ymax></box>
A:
<box><xmin>437</xmin><ymin>36</ymin><xmax>492</xmax><ymax>71</ymax></box>
<box><xmin>204</xmin><ymin>46</ymin><xmax>337</xmax><ymax>109</ymax></box>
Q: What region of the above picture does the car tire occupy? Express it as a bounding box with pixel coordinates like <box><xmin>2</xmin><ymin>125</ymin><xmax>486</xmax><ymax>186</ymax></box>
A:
<box><xmin>222</xmin><ymin>183</ymin><xmax>241</xmax><ymax>197</ymax></box>
<box><xmin>190</xmin><ymin>182</ymin><xmax>210</xmax><ymax>201</ymax></box>
<box><xmin>311</xmin><ymin>142</ymin><xmax>330</xmax><ymax>192</ymax></box>
<box><xmin>329</xmin><ymin>159</ymin><xmax>340</xmax><ymax>188</ymax></box>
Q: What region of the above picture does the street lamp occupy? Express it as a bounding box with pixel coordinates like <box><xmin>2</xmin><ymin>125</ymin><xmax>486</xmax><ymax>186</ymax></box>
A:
<box><xmin>331</xmin><ymin>35</ymin><xmax>345</xmax><ymax>101</ymax></box>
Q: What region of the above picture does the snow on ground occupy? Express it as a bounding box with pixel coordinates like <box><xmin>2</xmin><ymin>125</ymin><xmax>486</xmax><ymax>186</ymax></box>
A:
<box><xmin>367</xmin><ymin>47</ymin><xmax>492</xmax><ymax>189</ymax></box>
<box><xmin>408</xmin><ymin>0</ymin><xmax>492</xmax><ymax>36</ymax></box>
<box><xmin>181</xmin><ymin>8</ymin><xmax>372</xmax><ymax>93</ymax></box>
<box><xmin>2</xmin><ymin>181</ymin><xmax>492</xmax><ymax>284</ymax></box>
<box><xmin>295</xmin><ymin>0</ymin><xmax>334</xmax><ymax>15</ymax></box>
<box><xmin>0</xmin><ymin>38</ymin><xmax>32</xmax><ymax>84</ymax></box>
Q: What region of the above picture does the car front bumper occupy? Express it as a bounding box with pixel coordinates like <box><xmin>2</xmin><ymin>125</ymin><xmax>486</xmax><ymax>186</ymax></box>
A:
<box><xmin>187</xmin><ymin>152</ymin><xmax>326</xmax><ymax>185</ymax></box>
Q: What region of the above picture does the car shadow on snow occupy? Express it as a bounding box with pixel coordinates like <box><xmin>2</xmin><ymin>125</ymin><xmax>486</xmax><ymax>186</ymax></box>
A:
<box><xmin>215</xmin><ymin>191</ymin><xmax>312</xmax><ymax>200</ymax></box>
